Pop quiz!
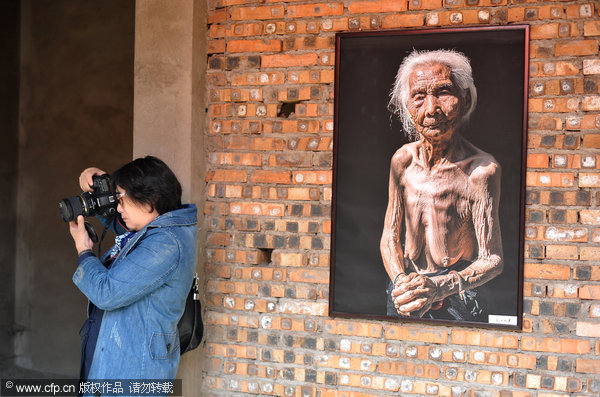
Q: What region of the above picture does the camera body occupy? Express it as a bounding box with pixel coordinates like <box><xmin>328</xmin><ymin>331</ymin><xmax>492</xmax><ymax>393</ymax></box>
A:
<box><xmin>59</xmin><ymin>174</ymin><xmax>118</xmax><ymax>222</ymax></box>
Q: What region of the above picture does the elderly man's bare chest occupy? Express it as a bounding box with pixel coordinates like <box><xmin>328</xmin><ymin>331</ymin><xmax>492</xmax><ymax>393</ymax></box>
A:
<box><xmin>401</xmin><ymin>163</ymin><xmax>473</xmax><ymax>225</ymax></box>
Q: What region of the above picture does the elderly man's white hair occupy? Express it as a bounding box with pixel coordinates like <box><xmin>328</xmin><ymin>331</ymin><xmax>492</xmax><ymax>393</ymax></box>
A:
<box><xmin>389</xmin><ymin>49</ymin><xmax>478</xmax><ymax>141</ymax></box>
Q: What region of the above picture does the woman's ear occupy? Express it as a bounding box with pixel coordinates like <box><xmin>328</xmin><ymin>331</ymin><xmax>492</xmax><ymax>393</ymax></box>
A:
<box><xmin>142</xmin><ymin>202</ymin><xmax>158</xmax><ymax>215</ymax></box>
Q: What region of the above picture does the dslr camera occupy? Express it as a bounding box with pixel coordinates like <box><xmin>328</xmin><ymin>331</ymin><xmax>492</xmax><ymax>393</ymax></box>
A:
<box><xmin>59</xmin><ymin>174</ymin><xmax>118</xmax><ymax>222</ymax></box>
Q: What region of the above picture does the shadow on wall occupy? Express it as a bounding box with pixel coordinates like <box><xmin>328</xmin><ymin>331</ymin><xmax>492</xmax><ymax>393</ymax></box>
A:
<box><xmin>0</xmin><ymin>364</ymin><xmax>63</xmax><ymax>379</ymax></box>
<box><xmin>0</xmin><ymin>0</ymin><xmax>20</xmax><ymax>375</ymax></box>
<box><xmin>3</xmin><ymin>0</ymin><xmax>134</xmax><ymax>375</ymax></box>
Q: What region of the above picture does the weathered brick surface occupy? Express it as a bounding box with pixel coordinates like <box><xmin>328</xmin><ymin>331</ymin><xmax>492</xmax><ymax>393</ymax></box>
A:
<box><xmin>203</xmin><ymin>0</ymin><xmax>600</xmax><ymax>395</ymax></box>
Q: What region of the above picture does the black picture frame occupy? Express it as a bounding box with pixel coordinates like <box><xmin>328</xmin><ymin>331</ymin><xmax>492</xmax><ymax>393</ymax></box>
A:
<box><xmin>329</xmin><ymin>25</ymin><xmax>529</xmax><ymax>330</ymax></box>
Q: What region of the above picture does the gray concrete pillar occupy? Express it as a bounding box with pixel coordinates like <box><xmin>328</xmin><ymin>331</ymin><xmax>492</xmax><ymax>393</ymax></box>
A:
<box><xmin>133</xmin><ymin>0</ymin><xmax>207</xmax><ymax>394</ymax></box>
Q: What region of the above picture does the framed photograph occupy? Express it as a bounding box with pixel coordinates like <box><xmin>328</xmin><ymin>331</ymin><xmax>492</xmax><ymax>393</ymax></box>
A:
<box><xmin>329</xmin><ymin>25</ymin><xmax>529</xmax><ymax>329</ymax></box>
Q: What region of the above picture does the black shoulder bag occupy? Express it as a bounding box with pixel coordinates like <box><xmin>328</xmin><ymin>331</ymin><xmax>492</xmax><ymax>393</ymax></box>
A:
<box><xmin>178</xmin><ymin>273</ymin><xmax>203</xmax><ymax>354</ymax></box>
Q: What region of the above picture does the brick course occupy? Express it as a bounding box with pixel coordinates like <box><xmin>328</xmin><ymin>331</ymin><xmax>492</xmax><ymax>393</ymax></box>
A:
<box><xmin>204</xmin><ymin>0</ymin><xmax>600</xmax><ymax>395</ymax></box>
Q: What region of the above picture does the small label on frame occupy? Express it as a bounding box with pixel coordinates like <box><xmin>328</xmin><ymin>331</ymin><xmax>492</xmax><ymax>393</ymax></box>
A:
<box><xmin>488</xmin><ymin>315</ymin><xmax>518</xmax><ymax>326</ymax></box>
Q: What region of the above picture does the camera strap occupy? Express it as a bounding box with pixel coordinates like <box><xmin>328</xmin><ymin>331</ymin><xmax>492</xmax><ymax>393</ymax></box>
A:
<box><xmin>96</xmin><ymin>216</ymin><xmax>113</xmax><ymax>257</ymax></box>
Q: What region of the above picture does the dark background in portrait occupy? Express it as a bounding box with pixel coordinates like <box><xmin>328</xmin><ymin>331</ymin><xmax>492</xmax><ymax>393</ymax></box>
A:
<box><xmin>330</xmin><ymin>27</ymin><xmax>527</xmax><ymax>326</ymax></box>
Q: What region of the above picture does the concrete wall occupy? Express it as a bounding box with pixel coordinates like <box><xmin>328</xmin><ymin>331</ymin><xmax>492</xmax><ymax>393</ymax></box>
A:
<box><xmin>0</xmin><ymin>0</ymin><xmax>20</xmax><ymax>367</ymax></box>
<box><xmin>14</xmin><ymin>0</ymin><xmax>134</xmax><ymax>375</ymax></box>
<box><xmin>133</xmin><ymin>0</ymin><xmax>207</xmax><ymax>206</ymax></box>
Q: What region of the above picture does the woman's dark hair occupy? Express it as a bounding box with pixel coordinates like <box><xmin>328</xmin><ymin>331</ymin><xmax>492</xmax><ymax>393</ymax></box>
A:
<box><xmin>111</xmin><ymin>156</ymin><xmax>182</xmax><ymax>215</ymax></box>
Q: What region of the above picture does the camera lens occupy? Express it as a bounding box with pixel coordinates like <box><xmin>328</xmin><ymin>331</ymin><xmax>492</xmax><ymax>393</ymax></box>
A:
<box><xmin>58</xmin><ymin>196</ymin><xmax>85</xmax><ymax>222</ymax></box>
<box><xmin>59</xmin><ymin>174</ymin><xmax>116</xmax><ymax>222</ymax></box>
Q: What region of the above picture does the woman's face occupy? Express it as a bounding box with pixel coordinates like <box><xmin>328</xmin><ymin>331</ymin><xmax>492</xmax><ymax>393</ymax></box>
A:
<box><xmin>116</xmin><ymin>186</ymin><xmax>159</xmax><ymax>231</ymax></box>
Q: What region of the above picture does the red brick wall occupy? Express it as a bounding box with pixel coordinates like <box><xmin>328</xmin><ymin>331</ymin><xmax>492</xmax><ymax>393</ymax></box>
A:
<box><xmin>204</xmin><ymin>1</ymin><xmax>600</xmax><ymax>395</ymax></box>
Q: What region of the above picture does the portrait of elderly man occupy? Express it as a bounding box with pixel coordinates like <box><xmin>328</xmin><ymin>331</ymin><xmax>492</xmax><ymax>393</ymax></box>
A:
<box><xmin>380</xmin><ymin>49</ymin><xmax>503</xmax><ymax>321</ymax></box>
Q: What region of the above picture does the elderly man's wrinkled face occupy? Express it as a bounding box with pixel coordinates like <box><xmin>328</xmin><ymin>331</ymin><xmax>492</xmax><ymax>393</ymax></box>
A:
<box><xmin>407</xmin><ymin>63</ymin><xmax>466</xmax><ymax>144</ymax></box>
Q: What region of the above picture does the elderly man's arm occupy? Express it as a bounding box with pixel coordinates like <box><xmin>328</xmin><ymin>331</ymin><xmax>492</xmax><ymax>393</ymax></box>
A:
<box><xmin>430</xmin><ymin>160</ymin><xmax>504</xmax><ymax>304</ymax></box>
<box><xmin>380</xmin><ymin>151</ymin><xmax>408</xmax><ymax>285</ymax></box>
<box><xmin>454</xmin><ymin>160</ymin><xmax>504</xmax><ymax>290</ymax></box>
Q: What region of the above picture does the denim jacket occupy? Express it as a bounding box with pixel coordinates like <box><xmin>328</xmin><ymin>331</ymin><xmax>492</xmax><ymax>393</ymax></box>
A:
<box><xmin>73</xmin><ymin>204</ymin><xmax>198</xmax><ymax>381</ymax></box>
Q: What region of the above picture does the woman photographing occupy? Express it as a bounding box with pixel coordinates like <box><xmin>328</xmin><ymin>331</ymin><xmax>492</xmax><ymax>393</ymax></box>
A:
<box><xmin>68</xmin><ymin>156</ymin><xmax>198</xmax><ymax>385</ymax></box>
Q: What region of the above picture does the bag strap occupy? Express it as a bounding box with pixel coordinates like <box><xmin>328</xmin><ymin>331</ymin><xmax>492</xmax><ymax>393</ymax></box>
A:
<box><xmin>189</xmin><ymin>272</ymin><xmax>202</xmax><ymax>350</ymax></box>
<box><xmin>192</xmin><ymin>272</ymin><xmax>199</xmax><ymax>300</ymax></box>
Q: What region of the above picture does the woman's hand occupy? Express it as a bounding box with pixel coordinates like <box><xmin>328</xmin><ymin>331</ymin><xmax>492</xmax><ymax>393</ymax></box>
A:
<box><xmin>69</xmin><ymin>215</ymin><xmax>93</xmax><ymax>254</ymax></box>
<box><xmin>79</xmin><ymin>167</ymin><xmax>106</xmax><ymax>192</ymax></box>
